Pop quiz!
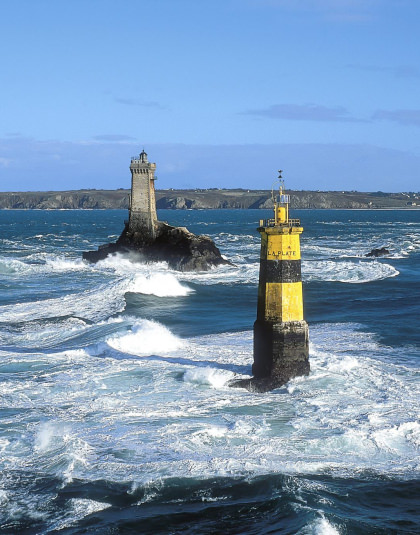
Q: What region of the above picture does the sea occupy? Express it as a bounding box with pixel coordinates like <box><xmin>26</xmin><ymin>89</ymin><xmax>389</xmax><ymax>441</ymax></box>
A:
<box><xmin>0</xmin><ymin>208</ymin><xmax>419</xmax><ymax>535</ymax></box>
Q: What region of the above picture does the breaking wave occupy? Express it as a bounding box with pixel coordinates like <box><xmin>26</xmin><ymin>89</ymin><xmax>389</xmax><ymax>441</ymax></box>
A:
<box><xmin>1</xmin><ymin>209</ymin><xmax>419</xmax><ymax>534</ymax></box>
<box><xmin>129</xmin><ymin>272</ymin><xmax>192</xmax><ymax>297</ymax></box>
<box><xmin>106</xmin><ymin>319</ymin><xmax>185</xmax><ymax>356</ymax></box>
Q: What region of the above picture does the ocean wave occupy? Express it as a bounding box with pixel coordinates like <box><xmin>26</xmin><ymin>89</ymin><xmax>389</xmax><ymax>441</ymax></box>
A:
<box><xmin>128</xmin><ymin>272</ymin><xmax>193</xmax><ymax>297</ymax></box>
<box><xmin>44</xmin><ymin>256</ymin><xmax>91</xmax><ymax>272</ymax></box>
<box><xmin>0</xmin><ymin>279</ymin><xmax>130</xmax><ymax>323</ymax></box>
<box><xmin>0</xmin><ymin>323</ymin><xmax>418</xmax><ymax>492</ymax></box>
<box><xmin>0</xmin><ymin>316</ymin><xmax>130</xmax><ymax>351</ymax></box>
<box><xmin>13</xmin><ymin>244</ymin><xmax>405</xmax><ymax>291</ymax></box>
<box><xmin>303</xmin><ymin>260</ymin><xmax>399</xmax><ymax>283</ymax></box>
<box><xmin>0</xmin><ymin>254</ymin><xmax>92</xmax><ymax>276</ymax></box>
<box><xmin>106</xmin><ymin>319</ymin><xmax>185</xmax><ymax>356</ymax></box>
<box><xmin>178</xmin><ymin>262</ymin><xmax>259</xmax><ymax>285</ymax></box>
<box><xmin>94</xmin><ymin>252</ymin><xmax>169</xmax><ymax>275</ymax></box>
<box><xmin>297</xmin><ymin>516</ymin><xmax>340</xmax><ymax>535</ymax></box>
<box><xmin>0</xmin><ymin>256</ymin><xmax>33</xmax><ymax>274</ymax></box>
<box><xmin>52</xmin><ymin>498</ymin><xmax>112</xmax><ymax>531</ymax></box>
<box><xmin>0</xmin><ymin>267</ymin><xmax>193</xmax><ymax>328</ymax></box>
<box><xmin>34</xmin><ymin>421</ymin><xmax>95</xmax><ymax>483</ymax></box>
<box><xmin>94</xmin><ymin>251</ymin><xmax>256</xmax><ymax>287</ymax></box>
<box><xmin>183</xmin><ymin>367</ymin><xmax>236</xmax><ymax>389</ymax></box>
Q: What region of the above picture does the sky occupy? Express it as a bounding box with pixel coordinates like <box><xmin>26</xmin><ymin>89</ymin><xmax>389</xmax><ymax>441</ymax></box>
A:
<box><xmin>1</xmin><ymin>0</ymin><xmax>420</xmax><ymax>192</ymax></box>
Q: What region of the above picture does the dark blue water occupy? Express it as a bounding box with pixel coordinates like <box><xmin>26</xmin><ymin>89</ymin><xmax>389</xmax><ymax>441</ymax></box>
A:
<box><xmin>0</xmin><ymin>209</ymin><xmax>419</xmax><ymax>534</ymax></box>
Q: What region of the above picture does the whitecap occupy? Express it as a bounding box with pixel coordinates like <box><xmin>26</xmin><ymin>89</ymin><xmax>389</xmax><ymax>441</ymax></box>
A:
<box><xmin>106</xmin><ymin>319</ymin><xmax>184</xmax><ymax>356</ymax></box>
<box><xmin>0</xmin><ymin>489</ymin><xmax>8</xmax><ymax>506</ymax></box>
<box><xmin>51</xmin><ymin>498</ymin><xmax>111</xmax><ymax>531</ymax></box>
<box><xmin>1</xmin><ymin>319</ymin><xmax>418</xmax><ymax>490</ymax></box>
<box><xmin>178</xmin><ymin>262</ymin><xmax>259</xmax><ymax>285</ymax></box>
<box><xmin>34</xmin><ymin>422</ymin><xmax>95</xmax><ymax>483</ymax></box>
<box><xmin>0</xmin><ymin>278</ymin><xmax>130</xmax><ymax>323</ymax></box>
<box><xmin>183</xmin><ymin>367</ymin><xmax>235</xmax><ymax>389</ymax></box>
<box><xmin>372</xmin><ymin>421</ymin><xmax>420</xmax><ymax>453</ymax></box>
<box><xmin>0</xmin><ymin>257</ymin><xmax>30</xmax><ymax>274</ymax></box>
<box><xmin>95</xmin><ymin>252</ymin><xmax>169</xmax><ymax>275</ymax></box>
<box><xmin>129</xmin><ymin>272</ymin><xmax>193</xmax><ymax>297</ymax></box>
<box><xmin>45</xmin><ymin>256</ymin><xmax>91</xmax><ymax>272</ymax></box>
<box><xmin>34</xmin><ymin>422</ymin><xmax>58</xmax><ymax>452</ymax></box>
<box><xmin>298</xmin><ymin>516</ymin><xmax>340</xmax><ymax>535</ymax></box>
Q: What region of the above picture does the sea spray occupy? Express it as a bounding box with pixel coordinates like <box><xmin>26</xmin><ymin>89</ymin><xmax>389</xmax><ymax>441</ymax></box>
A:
<box><xmin>106</xmin><ymin>319</ymin><xmax>185</xmax><ymax>356</ymax></box>
<box><xmin>129</xmin><ymin>272</ymin><xmax>193</xmax><ymax>297</ymax></box>
<box><xmin>0</xmin><ymin>209</ymin><xmax>419</xmax><ymax>534</ymax></box>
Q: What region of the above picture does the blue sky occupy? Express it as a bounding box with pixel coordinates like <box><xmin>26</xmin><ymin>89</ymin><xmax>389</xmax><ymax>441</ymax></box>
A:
<box><xmin>1</xmin><ymin>0</ymin><xmax>419</xmax><ymax>192</ymax></box>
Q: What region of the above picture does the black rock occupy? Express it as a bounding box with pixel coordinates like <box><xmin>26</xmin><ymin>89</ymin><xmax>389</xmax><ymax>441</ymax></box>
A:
<box><xmin>365</xmin><ymin>247</ymin><xmax>390</xmax><ymax>257</ymax></box>
<box><xmin>83</xmin><ymin>221</ymin><xmax>232</xmax><ymax>272</ymax></box>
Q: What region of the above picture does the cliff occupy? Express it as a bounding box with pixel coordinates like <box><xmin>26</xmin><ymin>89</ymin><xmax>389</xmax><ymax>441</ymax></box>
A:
<box><xmin>0</xmin><ymin>189</ymin><xmax>418</xmax><ymax>210</ymax></box>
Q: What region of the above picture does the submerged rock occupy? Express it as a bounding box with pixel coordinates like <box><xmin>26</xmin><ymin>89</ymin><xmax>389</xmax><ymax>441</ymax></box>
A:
<box><xmin>82</xmin><ymin>221</ymin><xmax>231</xmax><ymax>272</ymax></box>
<box><xmin>365</xmin><ymin>247</ymin><xmax>390</xmax><ymax>257</ymax></box>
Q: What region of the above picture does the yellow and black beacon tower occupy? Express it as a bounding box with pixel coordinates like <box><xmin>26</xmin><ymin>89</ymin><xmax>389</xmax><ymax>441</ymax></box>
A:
<box><xmin>251</xmin><ymin>171</ymin><xmax>309</xmax><ymax>392</ymax></box>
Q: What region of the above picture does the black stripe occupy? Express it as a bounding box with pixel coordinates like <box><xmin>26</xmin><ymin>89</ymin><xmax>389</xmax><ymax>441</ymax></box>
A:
<box><xmin>259</xmin><ymin>259</ymin><xmax>302</xmax><ymax>283</ymax></box>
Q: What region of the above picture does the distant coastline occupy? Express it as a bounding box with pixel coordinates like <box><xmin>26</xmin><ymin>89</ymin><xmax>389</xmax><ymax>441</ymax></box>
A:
<box><xmin>0</xmin><ymin>188</ymin><xmax>418</xmax><ymax>210</ymax></box>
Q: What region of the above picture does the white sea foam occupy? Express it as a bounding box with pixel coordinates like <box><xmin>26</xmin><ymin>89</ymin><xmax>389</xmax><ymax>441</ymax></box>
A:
<box><xmin>69</xmin><ymin>498</ymin><xmax>111</xmax><ymax>516</ymax></box>
<box><xmin>303</xmin><ymin>260</ymin><xmax>399</xmax><ymax>283</ymax></box>
<box><xmin>183</xmin><ymin>367</ymin><xmax>235</xmax><ymax>389</ymax></box>
<box><xmin>0</xmin><ymin>323</ymin><xmax>418</xmax><ymax>495</ymax></box>
<box><xmin>0</xmin><ymin>490</ymin><xmax>8</xmax><ymax>506</ymax></box>
<box><xmin>0</xmin><ymin>279</ymin><xmax>130</xmax><ymax>323</ymax></box>
<box><xmin>106</xmin><ymin>319</ymin><xmax>184</xmax><ymax>356</ymax></box>
<box><xmin>95</xmin><ymin>252</ymin><xmax>169</xmax><ymax>275</ymax></box>
<box><xmin>35</xmin><ymin>422</ymin><xmax>59</xmax><ymax>452</ymax></box>
<box><xmin>178</xmin><ymin>262</ymin><xmax>259</xmax><ymax>285</ymax></box>
<box><xmin>0</xmin><ymin>254</ymin><xmax>95</xmax><ymax>275</ymax></box>
<box><xmin>301</xmin><ymin>219</ymin><xmax>420</xmax><ymax>261</ymax></box>
<box><xmin>44</xmin><ymin>256</ymin><xmax>90</xmax><ymax>272</ymax></box>
<box><xmin>0</xmin><ymin>257</ymin><xmax>31</xmax><ymax>274</ymax></box>
<box><xmin>129</xmin><ymin>272</ymin><xmax>193</xmax><ymax>297</ymax></box>
<box><xmin>1</xmin><ymin>210</ymin><xmax>419</xmax><ymax>534</ymax></box>
<box><xmin>372</xmin><ymin>421</ymin><xmax>420</xmax><ymax>453</ymax></box>
<box><xmin>0</xmin><ymin>315</ymin><xmax>131</xmax><ymax>351</ymax></box>
<box><xmin>298</xmin><ymin>516</ymin><xmax>340</xmax><ymax>535</ymax></box>
<box><xmin>52</xmin><ymin>498</ymin><xmax>111</xmax><ymax>531</ymax></box>
<box><xmin>33</xmin><ymin>421</ymin><xmax>95</xmax><ymax>483</ymax></box>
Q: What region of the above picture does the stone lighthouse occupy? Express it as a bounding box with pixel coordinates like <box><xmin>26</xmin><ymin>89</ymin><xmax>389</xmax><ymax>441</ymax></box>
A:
<box><xmin>128</xmin><ymin>149</ymin><xmax>157</xmax><ymax>242</ymax></box>
<box><xmin>83</xmin><ymin>150</ymin><xmax>231</xmax><ymax>270</ymax></box>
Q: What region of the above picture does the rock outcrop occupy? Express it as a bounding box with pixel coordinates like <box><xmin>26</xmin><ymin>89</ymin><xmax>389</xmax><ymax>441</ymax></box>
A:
<box><xmin>365</xmin><ymin>247</ymin><xmax>390</xmax><ymax>257</ymax></box>
<box><xmin>83</xmin><ymin>221</ymin><xmax>231</xmax><ymax>272</ymax></box>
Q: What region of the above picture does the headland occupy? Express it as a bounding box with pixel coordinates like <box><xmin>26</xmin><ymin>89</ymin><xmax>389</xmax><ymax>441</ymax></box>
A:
<box><xmin>0</xmin><ymin>189</ymin><xmax>418</xmax><ymax>210</ymax></box>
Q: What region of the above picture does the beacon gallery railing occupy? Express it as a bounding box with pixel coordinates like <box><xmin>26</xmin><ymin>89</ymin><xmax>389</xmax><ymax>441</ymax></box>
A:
<box><xmin>259</xmin><ymin>218</ymin><xmax>301</xmax><ymax>228</ymax></box>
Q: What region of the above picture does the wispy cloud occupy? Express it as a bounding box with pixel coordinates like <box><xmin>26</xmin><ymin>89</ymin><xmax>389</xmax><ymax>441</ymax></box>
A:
<box><xmin>93</xmin><ymin>134</ymin><xmax>136</xmax><ymax>142</ymax></box>
<box><xmin>242</xmin><ymin>103</ymin><xmax>364</xmax><ymax>122</ymax></box>
<box><xmin>115</xmin><ymin>97</ymin><xmax>166</xmax><ymax>109</ymax></box>
<box><xmin>0</xmin><ymin>157</ymin><xmax>12</xmax><ymax>167</ymax></box>
<box><xmin>372</xmin><ymin>109</ymin><xmax>420</xmax><ymax>127</ymax></box>
<box><xmin>1</xmin><ymin>137</ymin><xmax>419</xmax><ymax>192</ymax></box>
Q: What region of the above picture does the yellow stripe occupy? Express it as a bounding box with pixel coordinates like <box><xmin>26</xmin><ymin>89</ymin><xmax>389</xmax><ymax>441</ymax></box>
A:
<box><xmin>264</xmin><ymin>282</ymin><xmax>303</xmax><ymax>322</ymax></box>
<box><xmin>264</xmin><ymin>233</ymin><xmax>301</xmax><ymax>261</ymax></box>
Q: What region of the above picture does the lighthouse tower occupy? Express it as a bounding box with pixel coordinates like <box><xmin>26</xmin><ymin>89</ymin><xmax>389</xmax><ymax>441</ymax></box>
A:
<box><xmin>128</xmin><ymin>149</ymin><xmax>157</xmax><ymax>242</ymax></box>
<box><xmin>252</xmin><ymin>172</ymin><xmax>310</xmax><ymax>390</ymax></box>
